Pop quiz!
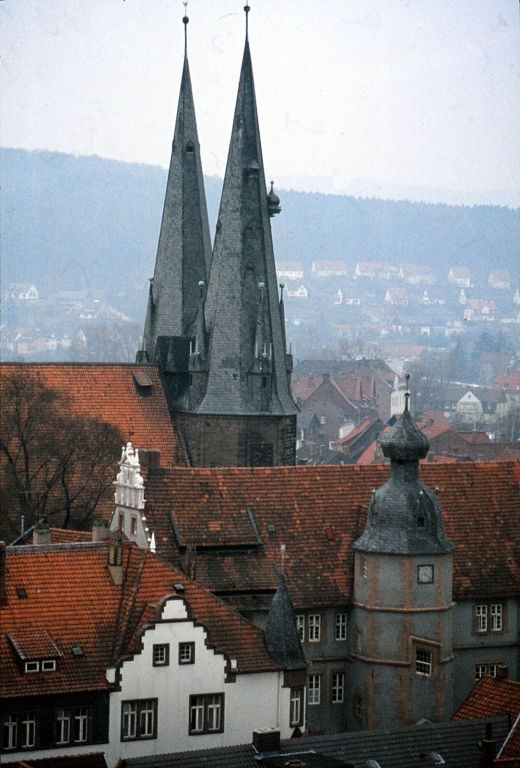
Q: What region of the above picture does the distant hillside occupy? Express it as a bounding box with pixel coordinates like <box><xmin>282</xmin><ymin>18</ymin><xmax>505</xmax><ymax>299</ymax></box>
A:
<box><xmin>2</xmin><ymin>148</ymin><xmax>519</xmax><ymax>303</ymax></box>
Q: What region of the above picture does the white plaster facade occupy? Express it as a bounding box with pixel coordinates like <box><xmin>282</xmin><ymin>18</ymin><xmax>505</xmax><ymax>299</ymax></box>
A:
<box><xmin>105</xmin><ymin>596</ymin><xmax>298</xmax><ymax>767</ymax></box>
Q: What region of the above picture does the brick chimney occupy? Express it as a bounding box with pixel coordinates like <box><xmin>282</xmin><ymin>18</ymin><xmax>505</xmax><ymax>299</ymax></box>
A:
<box><xmin>477</xmin><ymin>722</ymin><xmax>496</xmax><ymax>768</ymax></box>
<box><xmin>108</xmin><ymin>532</ymin><xmax>124</xmax><ymax>586</ymax></box>
<box><xmin>0</xmin><ymin>541</ymin><xmax>6</xmax><ymax>606</ymax></box>
<box><xmin>496</xmin><ymin>664</ymin><xmax>508</xmax><ymax>679</ymax></box>
<box><xmin>33</xmin><ymin>517</ymin><xmax>51</xmax><ymax>546</ymax></box>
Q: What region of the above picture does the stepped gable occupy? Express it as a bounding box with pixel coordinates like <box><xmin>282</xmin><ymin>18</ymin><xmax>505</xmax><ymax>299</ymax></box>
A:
<box><xmin>0</xmin><ymin>540</ymin><xmax>279</xmax><ymax>699</ymax></box>
<box><xmin>142</xmin><ymin>461</ymin><xmax>520</xmax><ymax>606</ymax></box>
<box><xmin>353</xmin><ymin>396</ymin><xmax>456</xmax><ymax>555</ymax></box>
<box><xmin>140</xmin><ymin>33</ymin><xmax>211</xmax><ymax>363</ymax></box>
<box><xmin>195</xmin><ymin>38</ymin><xmax>296</xmax><ymax>418</ymax></box>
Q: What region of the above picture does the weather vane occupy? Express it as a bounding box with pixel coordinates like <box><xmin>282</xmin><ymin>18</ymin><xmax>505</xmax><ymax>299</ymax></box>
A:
<box><xmin>244</xmin><ymin>3</ymin><xmax>250</xmax><ymax>40</ymax></box>
<box><xmin>183</xmin><ymin>2</ymin><xmax>189</xmax><ymax>57</ymax></box>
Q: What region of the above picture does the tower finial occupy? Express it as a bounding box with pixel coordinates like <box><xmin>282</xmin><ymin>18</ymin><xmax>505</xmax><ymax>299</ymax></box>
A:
<box><xmin>405</xmin><ymin>372</ymin><xmax>410</xmax><ymax>412</ymax></box>
<box><xmin>244</xmin><ymin>3</ymin><xmax>250</xmax><ymax>40</ymax></box>
<box><xmin>183</xmin><ymin>2</ymin><xmax>189</xmax><ymax>57</ymax></box>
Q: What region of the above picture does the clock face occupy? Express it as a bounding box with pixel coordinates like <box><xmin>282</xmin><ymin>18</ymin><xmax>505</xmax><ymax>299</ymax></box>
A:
<box><xmin>418</xmin><ymin>565</ymin><xmax>433</xmax><ymax>584</ymax></box>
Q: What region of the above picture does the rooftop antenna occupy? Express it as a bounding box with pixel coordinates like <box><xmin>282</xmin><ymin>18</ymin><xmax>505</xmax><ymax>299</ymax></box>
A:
<box><xmin>183</xmin><ymin>2</ymin><xmax>189</xmax><ymax>57</ymax></box>
<box><xmin>244</xmin><ymin>3</ymin><xmax>250</xmax><ymax>40</ymax></box>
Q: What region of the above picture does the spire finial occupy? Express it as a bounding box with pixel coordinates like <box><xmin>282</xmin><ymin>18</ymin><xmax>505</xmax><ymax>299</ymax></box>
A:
<box><xmin>405</xmin><ymin>372</ymin><xmax>411</xmax><ymax>412</ymax></box>
<box><xmin>244</xmin><ymin>3</ymin><xmax>250</xmax><ymax>40</ymax></box>
<box><xmin>183</xmin><ymin>2</ymin><xmax>189</xmax><ymax>57</ymax></box>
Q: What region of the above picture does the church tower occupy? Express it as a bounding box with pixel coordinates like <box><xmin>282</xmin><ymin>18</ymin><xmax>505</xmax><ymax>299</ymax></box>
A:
<box><xmin>173</xmin><ymin>6</ymin><xmax>298</xmax><ymax>467</ymax></box>
<box><xmin>137</xmin><ymin>11</ymin><xmax>212</xmax><ymax>378</ymax></box>
<box><xmin>350</xmin><ymin>393</ymin><xmax>456</xmax><ymax>729</ymax></box>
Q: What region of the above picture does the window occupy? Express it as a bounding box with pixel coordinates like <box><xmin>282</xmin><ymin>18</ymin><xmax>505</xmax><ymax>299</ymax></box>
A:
<box><xmin>362</xmin><ymin>557</ymin><xmax>368</xmax><ymax>579</ymax></box>
<box><xmin>476</xmin><ymin>604</ymin><xmax>488</xmax><ymax>633</ymax></box>
<box><xmin>290</xmin><ymin>689</ymin><xmax>303</xmax><ymax>727</ymax></box>
<box><xmin>22</xmin><ymin>712</ymin><xmax>36</xmax><ymax>748</ymax></box>
<box><xmin>42</xmin><ymin>659</ymin><xmax>56</xmax><ymax>672</ymax></box>
<box><xmin>189</xmin><ymin>694</ymin><xmax>224</xmax><ymax>735</ymax></box>
<box><xmin>130</xmin><ymin>517</ymin><xmax>138</xmax><ymax>536</ymax></box>
<box><xmin>118</xmin><ymin>513</ymin><xmax>124</xmax><ymax>531</ymax></box>
<box><xmin>308</xmin><ymin>614</ymin><xmax>321</xmax><ymax>642</ymax></box>
<box><xmin>56</xmin><ymin>709</ymin><xmax>71</xmax><ymax>744</ymax></box>
<box><xmin>121</xmin><ymin>700</ymin><xmax>157</xmax><ymax>741</ymax></box>
<box><xmin>153</xmin><ymin>644</ymin><xmax>170</xmax><ymax>666</ymax></box>
<box><xmin>335</xmin><ymin>613</ymin><xmax>347</xmax><ymax>641</ymax></box>
<box><xmin>308</xmin><ymin>674</ymin><xmax>321</xmax><ymax>705</ymax></box>
<box><xmin>475</xmin><ymin>603</ymin><xmax>505</xmax><ymax>634</ymax></box>
<box><xmin>490</xmin><ymin>604</ymin><xmax>503</xmax><ymax>632</ymax></box>
<box><xmin>416</xmin><ymin>648</ymin><xmax>433</xmax><ymax>676</ymax></box>
<box><xmin>354</xmin><ymin>627</ymin><xmax>363</xmax><ymax>653</ymax></box>
<box><xmin>475</xmin><ymin>664</ymin><xmax>499</xmax><ymax>683</ymax></box>
<box><xmin>74</xmin><ymin>708</ymin><xmax>89</xmax><ymax>743</ymax></box>
<box><xmin>296</xmin><ymin>615</ymin><xmax>305</xmax><ymax>641</ymax></box>
<box><xmin>2</xmin><ymin>713</ymin><xmax>17</xmax><ymax>750</ymax></box>
<box><xmin>353</xmin><ymin>695</ymin><xmax>363</xmax><ymax>721</ymax></box>
<box><xmin>331</xmin><ymin>672</ymin><xmax>345</xmax><ymax>704</ymax></box>
<box><xmin>179</xmin><ymin>642</ymin><xmax>195</xmax><ymax>664</ymax></box>
<box><xmin>25</xmin><ymin>661</ymin><xmax>39</xmax><ymax>673</ymax></box>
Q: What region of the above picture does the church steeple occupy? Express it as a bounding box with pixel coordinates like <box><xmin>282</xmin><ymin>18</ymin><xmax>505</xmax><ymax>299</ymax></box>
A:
<box><xmin>195</xmin><ymin>31</ymin><xmax>297</xmax><ymax>420</ymax></box>
<box><xmin>139</xmin><ymin>12</ymin><xmax>211</xmax><ymax>365</ymax></box>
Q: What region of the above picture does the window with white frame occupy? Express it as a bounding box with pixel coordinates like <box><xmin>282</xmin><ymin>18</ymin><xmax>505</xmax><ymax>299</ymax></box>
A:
<box><xmin>290</xmin><ymin>689</ymin><xmax>303</xmax><ymax>726</ymax></box>
<box><xmin>189</xmin><ymin>694</ymin><xmax>224</xmax><ymax>735</ymax></box>
<box><xmin>2</xmin><ymin>713</ymin><xmax>18</xmax><ymax>750</ymax></box>
<box><xmin>475</xmin><ymin>603</ymin><xmax>504</xmax><ymax>634</ymax></box>
<box><xmin>296</xmin><ymin>615</ymin><xmax>305</xmax><ymax>641</ymax></box>
<box><xmin>74</xmin><ymin>707</ymin><xmax>90</xmax><ymax>743</ymax></box>
<box><xmin>475</xmin><ymin>664</ymin><xmax>499</xmax><ymax>683</ymax></box>
<box><xmin>25</xmin><ymin>661</ymin><xmax>39</xmax><ymax>673</ymax></box>
<box><xmin>335</xmin><ymin>613</ymin><xmax>347</xmax><ymax>641</ymax></box>
<box><xmin>153</xmin><ymin>643</ymin><xmax>170</xmax><ymax>666</ymax></box>
<box><xmin>179</xmin><ymin>642</ymin><xmax>195</xmax><ymax>664</ymax></box>
<box><xmin>42</xmin><ymin>659</ymin><xmax>57</xmax><ymax>672</ymax></box>
<box><xmin>308</xmin><ymin>674</ymin><xmax>321</xmax><ymax>705</ymax></box>
<box><xmin>121</xmin><ymin>700</ymin><xmax>157</xmax><ymax>741</ymax></box>
<box><xmin>56</xmin><ymin>709</ymin><xmax>71</xmax><ymax>744</ymax></box>
<box><xmin>308</xmin><ymin>614</ymin><xmax>321</xmax><ymax>642</ymax></box>
<box><xmin>331</xmin><ymin>672</ymin><xmax>345</xmax><ymax>704</ymax></box>
<box><xmin>415</xmin><ymin>648</ymin><xmax>433</xmax><ymax>676</ymax></box>
<box><xmin>490</xmin><ymin>604</ymin><xmax>503</xmax><ymax>631</ymax></box>
<box><xmin>21</xmin><ymin>712</ymin><xmax>36</xmax><ymax>748</ymax></box>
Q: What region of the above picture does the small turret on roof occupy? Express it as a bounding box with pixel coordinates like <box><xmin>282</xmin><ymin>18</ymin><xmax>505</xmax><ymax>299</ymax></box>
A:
<box><xmin>265</xmin><ymin>565</ymin><xmax>307</xmax><ymax>670</ymax></box>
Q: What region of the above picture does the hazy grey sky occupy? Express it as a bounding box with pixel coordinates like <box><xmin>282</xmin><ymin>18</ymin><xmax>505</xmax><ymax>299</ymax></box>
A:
<box><xmin>2</xmin><ymin>0</ymin><xmax>519</xmax><ymax>206</ymax></box>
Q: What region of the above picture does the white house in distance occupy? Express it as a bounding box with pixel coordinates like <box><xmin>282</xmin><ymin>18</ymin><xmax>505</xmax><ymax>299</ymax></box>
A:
<box><xmin>276</xmin><ymin>262</ymin><xmax>304</xmax><ymax>281</ymax></box>
<box><xmin>4</xmin><ymin>283</ymin><xmax>39</xmax><ymax>301</ymax></box>
<box><xmin>398</xmin><ymin>265</ymin><xmax>435</xmax><ymax>285</ymax></box>
<box><xmin>286</xmin><ymin>285</ymin><xmax>308</xmax><ymax>299</ymax></box>
<box><xmin>353</xmin><ymin>262</ymin><xmax>391</xmax><ymax>280</ymax></box>
<box><xmin>488</xmin><ymin>270</ymin><xmax>511</xmax><ymax>290</ymax></box>
<box><xmin>448</xmin><ymin>267</ymin><xmax>471</xmax><ymax>288</ymax></box>
<box><xmin>385</xmin><ymin>287</ymin><xmax>409</xmax><ymax>306</ymax></box>
<box><xmin>311</xmin><ymin>260</ymin><xmax>348</xmax><ymax>278</ymax></box>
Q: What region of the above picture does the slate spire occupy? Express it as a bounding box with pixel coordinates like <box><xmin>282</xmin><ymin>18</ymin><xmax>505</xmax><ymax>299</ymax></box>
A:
<box><xmin>139</xmin><ymin>15</ymin><xmax>211</xmax><ymax>364</ymax></box>
<box><xmin>353</xmin><ymin>394</ymin><xmax>456</xmax><ymax>555</ymax></box>
<box><xmin>265</xmin><ymin>566</ymin><xmax>307</xmax><ymax>670</ymax></box>
<box><xmin>194</xmin><ymin>35</ymin><xmax>297</xmax><ymax>417</ymax></box>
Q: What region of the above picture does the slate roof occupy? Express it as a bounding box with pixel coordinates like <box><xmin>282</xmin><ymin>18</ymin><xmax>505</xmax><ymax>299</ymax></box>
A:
<box><xmin>0</xmin><ymin>364</ymin><xmax>186</xmax><ymax>470</ymax></box>
<box><xmin>453</xmin><ymin>676</ymin><xmax>520</xmax><ymax>721</ymax></box>
<box><xmin>142</xmin><ymin>460</ymin><xmax>520</xmax><ymax>606</ymax></box>
<box><xmin>0</xmin><ymin>540</ymin><xmax>280</xmax><ymax>699</ymax></box>
<box><xmin>122</xmin><ymin>717</ymin><xmax>510</xmax><ymax>768</ymax></box>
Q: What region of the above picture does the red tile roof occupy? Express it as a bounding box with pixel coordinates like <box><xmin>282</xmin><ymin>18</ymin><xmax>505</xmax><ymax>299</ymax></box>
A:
<box><xmin>142</xmin><ymin>461</ymin><xmax>520</xmax><ymax>606</ymax></box>
<box><xmin>494</xmin><ymin>372</ymin><xmax>520</xmax><ymax>392</ymax></box>
<box><xmin>498</xmin><ymin>712</ymin><xmax>520</xmax><ymax>761</ymax></box>
<box><xmin>0</xmin><ymin>364</ymin><xmax>186</xmax><ymax>470</ymax></box>
<box><xmin>0</xmin><ymin>541</ymin><xmax>280</xmax><ymax>699</ymax></box>
<box><xmin>2</xmin><ymin>754</ymin><xmax>109</xmax><ymax>768</ymax></box>
<box><xmin>453</xmin><ymin>675</ymin><xmax>520</xmax><ymax>721</ymax></box>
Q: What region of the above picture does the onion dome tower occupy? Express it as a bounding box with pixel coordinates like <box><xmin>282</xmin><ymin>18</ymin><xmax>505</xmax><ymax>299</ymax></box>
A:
<box><xmin>137</xmin><ymin>10</ymin><xmax>211</xmax><ymax>376</ymax></box>
<box><xmin>350</xmin><ymin>392</ymin><xmax>456</xmax><ymax>729</ymax></box>
<box><xmin>174</xmin><ymin>5</ymin><xmax>298</xmax><ymax>467</ymax></box>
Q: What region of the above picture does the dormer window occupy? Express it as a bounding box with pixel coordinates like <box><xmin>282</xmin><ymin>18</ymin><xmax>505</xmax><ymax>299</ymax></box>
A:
<box><xmin>42</xmin><ymin>659</ymin><xmax>56</xmax><ymax>672</ymax></box>
<box><xmin>25</xmin><ymin>661</ymin><xmax>39</xmax><ymax>673</ymax></box>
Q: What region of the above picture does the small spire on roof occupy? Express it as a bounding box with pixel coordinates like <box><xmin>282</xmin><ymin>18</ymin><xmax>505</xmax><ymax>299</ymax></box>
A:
<box><xmin>183</xmin><ymin>2</ymin><xmax>189</xmax><ymax>57</ymax></box>
<box><xmin>244</xmin><ymin>3</ymin><xmax>250</xmax><ymax>40</ymax></box>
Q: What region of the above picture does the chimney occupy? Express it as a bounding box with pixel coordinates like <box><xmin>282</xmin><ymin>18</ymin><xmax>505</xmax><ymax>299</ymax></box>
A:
<box><xmin>496</xmin><ymin>664</ymin><xmax>508</xmax><ymax>679</ymax></box>
<box><xmin>478</xmin><ymin>723</ymin><xmax>496</xmax><ymax>768</ymax></box>
<box><xmin>322</xmin><ymin>372</ymin><xmax>330</xmax><ymax>382</ymax></box>
<box><xmin>252</xmin><ymin>727</ymin><xmax>281</xmax><ymax>754</ymax></box>
<box><xmin>0</xmin><ymin>541</ymin><xmax>6</xmax><ymax>606</ymax></box>
<box><xmin>184</xmin><ymin>544</ymin><xmax>196</xmax><ymax>581</ymax></box>
<box><xmin>33</xmin><ymin>517</ymin><xmax>51</xmax><ymax>546</ymax></box>
<box><xmin>319</xmin><ymin>444</ymin><xmax>326</xmax><ymax>456</ymax></box>
<box><xmin>108</xmin><ymin>532</ymin><xmax>124</xmax><ymax>586</ymax></box>
<box><xmin>92</xmin><ymin>518</ymin><xmax>110</xmax><ymax>542</ymax></box>
<box><xmin>309</xmin><ymin>442</ymin><xmax>316</xmax><ymax>455</ymax></box>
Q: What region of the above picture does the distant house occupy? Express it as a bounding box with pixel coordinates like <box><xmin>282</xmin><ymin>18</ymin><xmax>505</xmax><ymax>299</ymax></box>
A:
<box><xmin>488</xmin><ymin>270</ymin><xmax>511</xmax><ymax>290</ymax></box>
<box><xmin>398</xmin><ymin>264</ymin><xmax>435</xmax><ymax>285</ymax></box>
<box><xmin>286</xmin><ymin>285</ymin><xmax>308</xmax><ymax>299</ymax></box>
<box><xmin>344</xmin><ymin>297</ymin><xmax>361</xmax><ymax>306</ymax></box>
<box><xmin>4</xmin><ymin>283</ymin><xmax>39</xmax><ymax>301</ymax></box>
<box><xmin>448</xmin><ymin>267</ymin><xmax>470</xmax><ymax>288</ymax></box>
<box><xmin>333</xmin><ymin>290</ymin><xmax>343</xmax><ymax>305</ymax></box>
<box><xmin>353</xmin><ymin>262</ymin><xmax>391</xmax><ymax>280</ymax></box>
<box><xmin>385</xmin><ymin>287</ymin><xmax>409</xmax><ymax>306</ymax></box>
<box><xmin>464</xmin><ymin>299</ymin><xmax>497</xmax><ymax>322</ymax></box>
<box><xmin>311</xmin><ymin>260</ymin><xmax>347</xmax><ymax>277</ymax></box>
<box><xmin>276</xmin><ymin>261</ymin><xmax>304</xmax><ymax>281</ymax></box>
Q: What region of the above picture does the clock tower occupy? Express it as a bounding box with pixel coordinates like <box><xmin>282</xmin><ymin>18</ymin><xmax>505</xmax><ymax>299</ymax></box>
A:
<box><xmin>350</xmin><ymin>394</ymin><xmax>456</xmax><ymax>729</ymax></box>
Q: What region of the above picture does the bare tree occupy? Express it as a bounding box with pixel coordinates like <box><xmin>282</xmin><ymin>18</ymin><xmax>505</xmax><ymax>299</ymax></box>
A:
<box><xmin>0</xmin><ymin>370</ymin><xmax>123</xmax><ymax>539</ymax></box>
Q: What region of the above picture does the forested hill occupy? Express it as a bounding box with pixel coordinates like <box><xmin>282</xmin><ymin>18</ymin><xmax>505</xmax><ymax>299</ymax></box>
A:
<box><xmin>3</xmin><ymin>148</ymin><xmax>519</xmax><ymax>297</ymax></box>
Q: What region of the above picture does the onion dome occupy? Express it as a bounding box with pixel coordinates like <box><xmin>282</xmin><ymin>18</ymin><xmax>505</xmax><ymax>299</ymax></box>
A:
<box><xmin>380</xmin><ymin>393</ymin><xmax>429</xmax><ymax>462</ymax></box>
<box><xmin>267</xmin><ymin>181</ymin><xmax>282</xmax><ymax>217</ymax></box>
